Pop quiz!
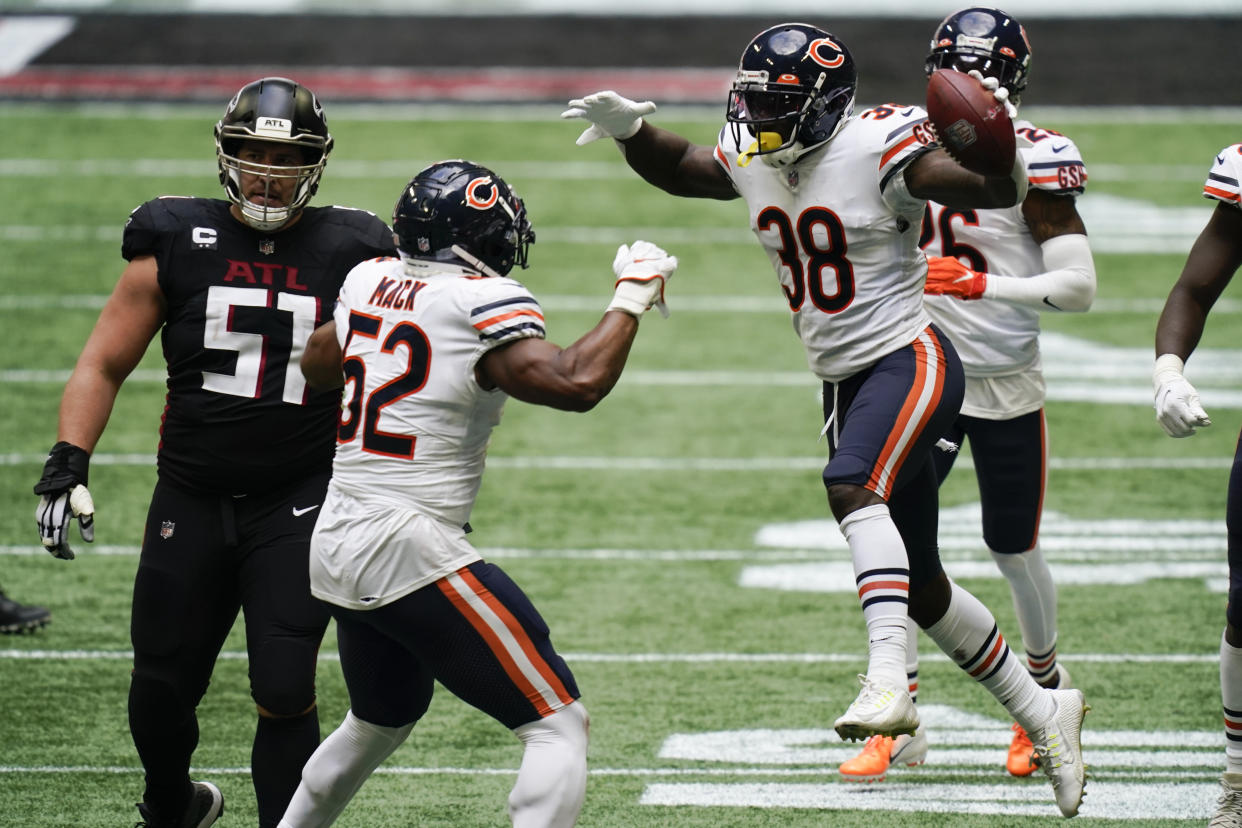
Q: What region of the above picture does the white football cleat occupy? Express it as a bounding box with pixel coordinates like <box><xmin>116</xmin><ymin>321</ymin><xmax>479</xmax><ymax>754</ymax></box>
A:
<box><xmin>1210</xmin><ymin>771</ymin><xmax>1242</xmax><ymax>827</ymax></box>
<box><xmin>891</xmin><ymin>726</ymin><xmax>929</xmax><ymax>767</ymax></box>
<box><xmin>1030</xmin><ymin>688</ymin><xmax>1089</xmax><ymax>818</ymax></box>
<box><xmin>833</xmin><ymin>674</ymin><xmax>920</xmax><ymax>742</ymax></box>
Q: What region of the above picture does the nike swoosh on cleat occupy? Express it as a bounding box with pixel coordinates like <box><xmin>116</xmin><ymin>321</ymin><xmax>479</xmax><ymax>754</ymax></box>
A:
<box><xmin>292</xmin><ymin>504</ymin><xmax>321</xmax><ymax>517</ymax></box>
<box><xmin>1042</xmin><ymin>296</ymin><xmax>1064</xmax><ymax>310</ymax></box>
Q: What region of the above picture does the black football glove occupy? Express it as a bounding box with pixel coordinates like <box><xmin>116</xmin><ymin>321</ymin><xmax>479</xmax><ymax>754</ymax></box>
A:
<box><xmin>33</xmin><ymin>441</ymin><xmax>95</xmax><ymax>560</ymax></box>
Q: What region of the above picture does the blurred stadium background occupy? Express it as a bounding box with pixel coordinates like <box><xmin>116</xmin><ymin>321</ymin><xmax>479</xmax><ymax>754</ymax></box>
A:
<box><xmin>1</xmin><ymin>2</ymin><xmax>1241</xmax><ymax>106</ymax></box>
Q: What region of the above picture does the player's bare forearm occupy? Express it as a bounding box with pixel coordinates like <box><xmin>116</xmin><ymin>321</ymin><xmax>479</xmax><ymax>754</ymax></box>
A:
<box><xmin>481</xmin><ymin>313</ymin><xmax>639</xmax><ymax>412</ymax></box>
<box><xmin>618</xmin><ymin>123</ymin><xmax>737</xmax><ymax>200</ymax></box>
<box><xmin>56</xmin><ymin>368</ymin><xmax>123</xmax><ymax>454</ymax></box>
<box><xmin>302</xmin><ymin>321</ymin><xmax>345</xmax><ymax>389</ymax></box>
<box><xmin>1156</xmin><ymin>206</ymin><xmax>1242</xmax><ymax>358</ymax></box>
<box><xmin>57</xmin><ymin>255</ymin><xmax>165</xmax><ymax>452</ymax></box>
<box><xmin>906</xmin><ymin>149</ymin><xmax>1020</xmax><ymax>209</ymax></box>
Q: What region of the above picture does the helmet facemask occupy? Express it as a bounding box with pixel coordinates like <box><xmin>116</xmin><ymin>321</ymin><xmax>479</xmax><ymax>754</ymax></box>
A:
<box><xmin>214</xmin><ymin>77</ymin><xmax>333</xmax><ymax>232</ymax></box>
<box><xmin>448</xmin><ymin>196</ymin><xmax>534</xmax><ymax>279</ymax></box>
<box><xmin>216</xmin><ymin>138</ymin><xmax>328</xmax><ymax>231</ymax></box>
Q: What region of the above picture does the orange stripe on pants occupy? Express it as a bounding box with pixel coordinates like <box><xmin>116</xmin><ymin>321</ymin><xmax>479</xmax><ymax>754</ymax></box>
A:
<box><xmin>438</xmin><ymin>568</ymin><xmax>574</xmax><ymax>717</ymax></box>
<box><xmin>868</xmin><ymin>330</ymin><xmax>945</xmax><ymax>497</ymax></box>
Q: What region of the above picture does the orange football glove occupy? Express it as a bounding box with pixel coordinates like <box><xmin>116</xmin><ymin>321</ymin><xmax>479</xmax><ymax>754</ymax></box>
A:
<box><xmin>924</xmin><ymin>256</ymin><xmax>988</xmax><ymax>300</ymax></box>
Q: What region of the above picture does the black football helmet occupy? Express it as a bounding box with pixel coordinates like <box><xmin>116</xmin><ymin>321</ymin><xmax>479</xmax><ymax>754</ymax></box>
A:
<box><xmin>726</xmin><ymin>23</ymin><xmax>857</xmax><ymax>167</ymax></box>
<box><xmin>925</xmin><ymin>7</ymin><xmax>1032</xmax><ymax>105</ymax></box>
<box><xmin>392</xmin><ymin>160</ymin><xmax>534</xmax><ymax>279</ymax></box>
<box><xmin>214</xmin><ymin>77</ymin><xmax>333</xmax><ymax>231</ymax></box>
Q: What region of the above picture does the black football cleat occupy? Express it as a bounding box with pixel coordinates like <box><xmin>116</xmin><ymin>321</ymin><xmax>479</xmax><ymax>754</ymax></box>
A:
<box><xmin>135</xmin><ymin>781</ymin><xmax>224</xmax><ymax>828</ymax></box>
<box><xmin>0</xmin><ymin>588</ymin><xmax>50</xmax><ymax>634</ymax></box>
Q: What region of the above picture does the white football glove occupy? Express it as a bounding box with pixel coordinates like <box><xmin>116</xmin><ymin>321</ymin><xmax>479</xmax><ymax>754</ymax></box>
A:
<box><xmin>608</xmin><ymin>240</ymin><xmax>677</xmax><ymax>318</ymax></box>
<box><xmin>967</xmin><ymin>69</ymin><xmax>1018</xmax><ymax>120</ymax></box>
<box><xmin>35</xmin><ymin>485</ymin><xmax>95</xmax><ymax>561</ymax></box>
<box><xmin>1153</xmin><ymin>353</ymin><xmax>1211</xmax><ymax>438</ymax></box>
<box><xmin>561</xmin><ymin>91</ymin><xmax>657</xmax><ymax>146</ymax></box>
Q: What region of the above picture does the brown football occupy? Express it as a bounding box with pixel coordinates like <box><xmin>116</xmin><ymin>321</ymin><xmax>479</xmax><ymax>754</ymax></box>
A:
<box><xmin>925</xmin><ymin>68</ymin><xmax>1015</xmax><ymax>177</ymax></box>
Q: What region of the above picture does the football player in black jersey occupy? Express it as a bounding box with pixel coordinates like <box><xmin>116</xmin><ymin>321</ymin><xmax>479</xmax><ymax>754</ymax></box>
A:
<box><xmin>33</xmin><ymin>77</ymin><xmax>396</xmax><ymax>828</ymax></box>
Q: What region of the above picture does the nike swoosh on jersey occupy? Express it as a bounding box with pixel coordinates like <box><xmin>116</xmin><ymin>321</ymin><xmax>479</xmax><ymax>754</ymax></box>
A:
<box><xmin>292</xmin><ymin>504</ymin><xmax>321</xmax><ymax>517</ymax></box>
<box><xmin>1051</xmin><ymin>144</ymin><xmax>1069</xmax><ymax>153</ymax></box>
<box><xmin>1042</xmin><ymin>296</ymin><xmax>1064</xmax><ymax>310</ymax></box>
<box><xmin>902</xmin><ymin>107</ymin><xmax>915</xmax><ymax>116</ymax></box>
<box><xmin>1219</xmin><ymin>155</ymin><xmax>1228</xmax><ymax>165</ymax></box>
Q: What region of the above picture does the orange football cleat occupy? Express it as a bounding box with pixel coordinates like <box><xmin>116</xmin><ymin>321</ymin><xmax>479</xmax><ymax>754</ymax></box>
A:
<box><xmin>839</xmin><ymin>734</ymin><xmax>893</xmax><ymax>783</ymax></box>
<box><xmin>1007</xmin><ymin>722</ymin><xmax>1040</xmax><ymax>777</ymax></box>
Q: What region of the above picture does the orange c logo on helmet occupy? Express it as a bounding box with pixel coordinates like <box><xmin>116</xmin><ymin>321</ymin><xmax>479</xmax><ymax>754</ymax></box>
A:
<box><xmin>807</xmin><ymin>38</ymin><xmax>846</xmax><ymax>69</ymax></box>
<box><xmin>465</xmin><ymin>177</ymin><xmax>499</xmax><ymax>210</ymax></box>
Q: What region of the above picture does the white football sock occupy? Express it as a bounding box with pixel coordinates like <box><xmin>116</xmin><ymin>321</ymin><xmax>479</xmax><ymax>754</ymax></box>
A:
<box><xmin>923</xmin><ymin>580</ymin><xmax>1054</xmax><ymax>731</ymax></box>
<box><xmin>509</xmin><ymin>702</ymin><xmax>590</xmax><ymax>828</ymax></box>
<box><xmin>277</xmin><ymin>710</ymin><xmax>413</xmax><ymax>828</ymax></box>
<box><xmin>1221</xmin><ymin>629</ymin><xmax>1242</xmax><ymax>774</ymax></box>
<box><xmin>839</xmin><ymin>504</ymin><xmax>909</xmax><ymax>689</ymax></box>
<box><xmin>990</xmin><ymin>544</ymin><xmax>1060</xmax><ymax>683</ymax></box>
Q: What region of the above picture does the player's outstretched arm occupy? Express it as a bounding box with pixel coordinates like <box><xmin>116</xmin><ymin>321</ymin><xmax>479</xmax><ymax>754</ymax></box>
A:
<box><xmin>479</xmin><ymin>241</ymin><xmax>678</xmax><ymax>412</ymax></box>
<box><xmin>562</xmin><ymin>91</ymin><xmax>736</xmax><ymax>200</ymax></box>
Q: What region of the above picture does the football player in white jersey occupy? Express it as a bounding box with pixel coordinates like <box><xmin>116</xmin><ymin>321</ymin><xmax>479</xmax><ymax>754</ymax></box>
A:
<box><xmin>840</xmin><ymin>7</ymin><xmax>1097</xmax><ymax>784</ymax></box>
<box><xmin>1153</xmin><ymin>143</ymin><xmax>1242</xmax><ymax>826</ymax></box>
<box><xmin>564</xmin><ymin>21</ymin><xmax>1087</xmax><ymax>817</ymax></box>
<box><xmin>277</xmin><ymin>160</ymin><xmax>678</xmax><ymax>828</ymax></box>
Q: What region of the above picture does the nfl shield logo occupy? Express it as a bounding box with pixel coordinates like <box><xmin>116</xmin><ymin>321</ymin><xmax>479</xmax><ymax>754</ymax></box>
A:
<box><xmin>159</xmin><ymin>520</ymin><xmax>175</xmax><ymax>540</ymax></box>
<box><xmin>417</xmin><ymin>236</ymin><xmax>430</xmax><ymax>253</ymax></box>
<box><xmin>259</xmin><ymin>239</ymin><xmax>275</xmax><ymax>255</ymax></box>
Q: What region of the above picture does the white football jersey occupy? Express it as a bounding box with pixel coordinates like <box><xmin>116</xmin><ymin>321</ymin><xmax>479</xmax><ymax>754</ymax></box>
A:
<box><xmin>714</xmin><ymin>105</ymin><xmax>938</xmax><ymax>382</ymax></box>
<box><xmin>310</xmin><ymin>256</ymin><xmax>545</xmax><ymax>609</ymax></box>
<box><xmin>922</xmin><ymin>120</ymin><xmax>1088</xmax><ymax>417</ymax></box>
<box><xmin>1205</xmin><ymin>144</ymin><xmax>1242</xmax><ymax>210</ymax></box>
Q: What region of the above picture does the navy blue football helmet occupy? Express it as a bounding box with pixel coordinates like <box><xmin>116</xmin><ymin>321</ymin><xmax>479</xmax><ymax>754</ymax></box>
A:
<box><xmin>392</xmin><ymin>160</ymin><xmax>534</xmax><ymax>278</ymax></box>
<box><xmin>925</xmin><ymin>7</ymin><xmax>1032</xmax><ymax>104</ymax></box>
<box><xmin>726</xmin><ymin>23</ymin><xmax>857</xmax><ymax>166</ymax></box>
<box><xmin>214</xmin><ymin>76</ymin><xmax>333</xmax><ymax>231</ymax></box>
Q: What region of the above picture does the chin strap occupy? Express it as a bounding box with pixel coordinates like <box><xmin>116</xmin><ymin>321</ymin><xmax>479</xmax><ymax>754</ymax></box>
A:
<box><xmin>449</xmin><ymin>244</ymin><xmax>504</xmax><ymax>279</ymax></box>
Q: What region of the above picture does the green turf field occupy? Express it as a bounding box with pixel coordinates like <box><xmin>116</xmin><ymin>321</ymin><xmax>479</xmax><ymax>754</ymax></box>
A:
<box><xmin>1</xmin><ymin>102</ymin><xmax>1239</xmax><ymax>826</ymax></box>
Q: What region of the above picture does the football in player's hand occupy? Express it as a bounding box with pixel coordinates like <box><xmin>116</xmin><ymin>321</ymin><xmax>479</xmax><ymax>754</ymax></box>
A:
<box><xmin>925</xmin><ymin>69</ymin><xmax>1015</xmax><ymax>177</ymax></box>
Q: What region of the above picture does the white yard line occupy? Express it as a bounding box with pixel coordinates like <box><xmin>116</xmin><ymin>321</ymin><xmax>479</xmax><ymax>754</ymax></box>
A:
<box><xmin>0</xmin><ymin>648</ymin><xmax>1217</xmax><ymax>664</ymax></box>
<box><xmin>0</xmin><ymin>454</ymin><xmax>1233</xmax><ymax>471</ymax></box>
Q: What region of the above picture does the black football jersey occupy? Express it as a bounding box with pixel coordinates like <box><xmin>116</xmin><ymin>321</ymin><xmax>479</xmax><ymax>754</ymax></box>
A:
<box><xmin>122</xmin><ymin>197</ymin><xmax>396</xmax><ymax>495</ymax></box>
